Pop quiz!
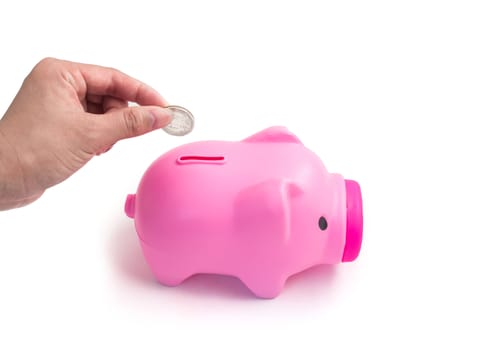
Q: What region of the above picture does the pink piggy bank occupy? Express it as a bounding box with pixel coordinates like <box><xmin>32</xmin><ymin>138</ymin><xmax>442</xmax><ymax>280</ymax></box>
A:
<box><xmin>125</xmin><ymin>126</ymin><xmax>363</xmax><ymax>298</ymax></box>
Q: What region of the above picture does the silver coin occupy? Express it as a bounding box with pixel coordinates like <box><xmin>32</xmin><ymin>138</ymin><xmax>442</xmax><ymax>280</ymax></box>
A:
<box><xmin>162</xmin><ymin>105</ymin><xmax>194</xmax><ymax>136</ymax></box>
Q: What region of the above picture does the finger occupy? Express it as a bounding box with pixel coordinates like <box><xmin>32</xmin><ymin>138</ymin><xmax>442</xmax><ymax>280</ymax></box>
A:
<box><xmin>103</xmin><ymin>96</ymin><xmax>128</xmax><ymax>112</ymax></box>
<box><xmin>86</xmin><ymin>93</ymin><xmax>103</xmax><ymax>104</ymax></box>
<box><xmin>74</xmin><ymin>63</ymin><xmax>168</xmax><ymax>107</ymax></box>
<box><xmin>86</xmin><ymin>102</ymin><xmax>103</xmax><ymax>114</ymax></box>
<box><xmin>92</xmin><ymin>106</ymin><xmax>173</xmax><ymax>149</ymax></box>
<box><xmin>85</xmin><ymin>95</ymin><xmax>128</xmax><ymax>113</ymax></box>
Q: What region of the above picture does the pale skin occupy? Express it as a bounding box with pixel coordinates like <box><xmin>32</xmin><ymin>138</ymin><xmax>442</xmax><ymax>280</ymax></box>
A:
<box><xmin>0</xmin><ymin>58</ymin><xmax>173</xmax><ymax>210</ymax></box>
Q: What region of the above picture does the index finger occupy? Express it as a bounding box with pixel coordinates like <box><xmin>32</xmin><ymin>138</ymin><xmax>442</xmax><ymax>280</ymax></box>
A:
<box><xmin>73</xmin><ymin>61</ymin><xmax>168</xmax><ymax>107</ymax></box>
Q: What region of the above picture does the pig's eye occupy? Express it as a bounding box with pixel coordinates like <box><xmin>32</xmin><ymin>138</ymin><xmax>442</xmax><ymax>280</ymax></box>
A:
<box><xmin>318</xmin><ymin>216</ymin><xmax>328</xmax><ymax>231</ymax></box>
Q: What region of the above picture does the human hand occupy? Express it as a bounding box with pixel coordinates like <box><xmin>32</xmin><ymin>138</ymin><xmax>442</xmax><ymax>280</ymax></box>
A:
<box><xmin>0</xmin><ymin>58</ymin><xmax>172</xmax><ymax>210</ymax></box>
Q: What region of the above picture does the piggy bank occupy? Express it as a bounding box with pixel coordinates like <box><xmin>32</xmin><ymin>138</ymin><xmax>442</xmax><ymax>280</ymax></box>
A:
<box><xmin>125</xmin><ymin>126</ymin><xmax>363</xmax><ymax>298</ymax></box>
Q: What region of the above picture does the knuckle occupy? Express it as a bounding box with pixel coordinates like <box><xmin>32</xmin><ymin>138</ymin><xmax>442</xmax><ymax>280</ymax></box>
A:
<box><xmin>28</xmin><ymin>57</ymin><xmax>60</xmax><ymax>82</ymax></box>
<box><xmin>107</xmin><ymin>66</ymin><xmax>121</xmax><ymax>75</ymax></box>
<box><xmin>79</xmin><ymin>118</ymin><xmax>103</xmax><ymax>153</ymax></box>
<box><xmin>38</xmin><ymin>56</ymin><xmax>57</xmax><ymax>66</ymax></box>
<box><xmin>34</xmin><ymin>57</ymin><xmax>58</xmax><ymax>71</ymax></box>
<box><xmin>123</xmin><ymin>109</ymin><xmax>143</xmax><ymax>136</ymax></box>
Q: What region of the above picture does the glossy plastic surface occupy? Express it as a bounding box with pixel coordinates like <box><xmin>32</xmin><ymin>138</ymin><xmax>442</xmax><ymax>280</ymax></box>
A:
<box><xmin>125</xmin><ymin>126</ymin><xmax>363</xmax><ymax>298</ymax></box>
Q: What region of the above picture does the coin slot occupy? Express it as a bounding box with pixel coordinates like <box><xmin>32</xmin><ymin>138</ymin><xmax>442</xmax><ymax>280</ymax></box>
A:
<box><xmin>177</xmin><ymin>156</ymin><xmax>226</xmax><ymax>165</ymax></box>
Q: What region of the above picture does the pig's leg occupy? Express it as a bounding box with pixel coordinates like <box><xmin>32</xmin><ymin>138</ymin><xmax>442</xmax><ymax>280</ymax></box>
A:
<box><xmin>139</xmin><ymin>241</ymin><xmax>193</xmax><ymax>286</ymax></box>
<box><xmin>153</xmin><ymin>268</ymin><xmax>193</xmax><ymax>287</ymax></box>
<box><xmin>240</xmin><ymin>271</ymin><xmax>287</xmax><ymax>299</ymax></box>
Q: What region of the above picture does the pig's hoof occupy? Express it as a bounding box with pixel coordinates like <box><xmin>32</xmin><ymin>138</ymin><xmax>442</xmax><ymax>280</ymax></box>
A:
<box><xmin>242</xmin><ymin>274</ymin><xmax>287</xmax><ymax>299</ymax></box>
<box><xmin>154</xmin><ymin>271</ymin><xmax>191</xmax><ymax>287</ymax></box>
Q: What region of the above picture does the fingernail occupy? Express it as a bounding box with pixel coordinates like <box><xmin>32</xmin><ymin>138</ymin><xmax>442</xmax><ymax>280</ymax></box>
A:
<box><xmin>150</xmin><ymin>108</ymin><xmax>173</xmax><ymax>129</ymax></box>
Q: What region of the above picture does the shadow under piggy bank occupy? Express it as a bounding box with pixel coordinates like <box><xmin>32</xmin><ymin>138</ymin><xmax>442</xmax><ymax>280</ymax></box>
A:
<box><xmin>108</xmin><ymin>221</ymin><xmax>339</xmax><ymax>300</ymax></box>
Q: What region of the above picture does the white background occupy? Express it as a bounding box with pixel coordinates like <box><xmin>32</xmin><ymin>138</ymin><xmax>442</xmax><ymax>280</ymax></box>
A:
<box><xmin>0</xmin><ymin>1</ymin><xmax>484</xmax><ymax>349</ymax></box>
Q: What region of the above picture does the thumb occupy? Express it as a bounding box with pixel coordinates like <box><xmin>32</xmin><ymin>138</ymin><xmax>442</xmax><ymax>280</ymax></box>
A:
<box><xmin>96</xmin><ymin>106</ymin><xmax>172</xmax><ymax>146</ymax></box>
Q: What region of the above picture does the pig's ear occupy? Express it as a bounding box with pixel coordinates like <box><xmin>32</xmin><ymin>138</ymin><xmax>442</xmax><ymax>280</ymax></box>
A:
<box><xmin>234</xmin><ymin>179</ymin><xmax>303</xmax><ymax>242</ymax></box>
<box><xmin>243</xmin><ymin>126</ymin><xmax>302</xmax><ymax>144</ymax></box>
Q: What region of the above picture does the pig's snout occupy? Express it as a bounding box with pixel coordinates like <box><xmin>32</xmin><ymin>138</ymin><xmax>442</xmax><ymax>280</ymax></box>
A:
<box><xmin>342</xmin><ymin>180</ymin><xmax>363</xmax><ymax>262</ymax></box>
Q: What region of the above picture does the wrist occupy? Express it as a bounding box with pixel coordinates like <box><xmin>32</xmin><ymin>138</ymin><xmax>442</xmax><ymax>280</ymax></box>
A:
<box><xmin>0</xmin><ymin>122</ymin><xmax>28</xmax><ymax>210</ymax></box>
